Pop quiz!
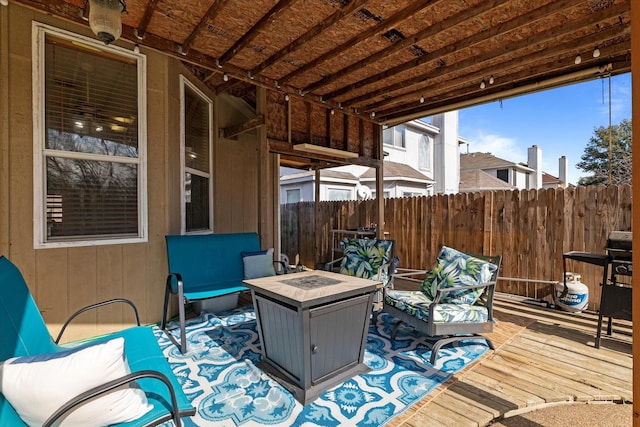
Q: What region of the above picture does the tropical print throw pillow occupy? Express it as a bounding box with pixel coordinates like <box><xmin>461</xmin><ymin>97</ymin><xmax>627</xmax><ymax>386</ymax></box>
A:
<box><xmin>339</xmin><ymin>238</ymin><xmax>393</xmax><ymax>284</ymax></box>
<box><xmin>421</xmin><ymin>246</ymin><xmax>497</xmax><ymax>305</ymax></box>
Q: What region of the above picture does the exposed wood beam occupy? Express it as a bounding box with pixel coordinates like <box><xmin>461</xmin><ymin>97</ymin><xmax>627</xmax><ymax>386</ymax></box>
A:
<box><xmin>134</xmin><ymin>0</ymin><xmax>161</xmax><ymax>39</ymax></box>
<box><xmin>303</xmin><ymin>0</ymin><xmax>503</xmax><ymax>94</ymax></box>
<box><xmin>278</xmin><ymin>0</ymin><xmax>438</xmax><ymax>85</ymax></box>
<box><xmin>380</xmin><ymin>61</ymin><xmax>619</xmax><ymax>124</ymax></box>
<box><xmin>218</xmin><ymin>0</ymin><xmax>298</xmax><ymax>67</ymax></box>
<box><xmin>334</xmin><ymin>1</ymin><xmax>629</xmax><ymax>106</ymax></box>
<box><xmin>180</xmin><ymin>0</ymin><xmax>227</xmax><ymax>54</ymax></box>
<box><xmin>328</xmin><ymin>0</ymin><xmax>610</xmax><ymax>102</ymax></box>
<box><xmin>12</xmin><ymin>0</ymin><xmax>365</xmax><ymax>121</ymax></box>
<box><xmin>250</xmin><ymin>0</ymin><xmax>370</xmax><ymax>76</ymax></box>
<box><xmin>268</xmin><ymin>139</ymin><xmax>381</xmax><ymax>168</ymax></box>
<box><xmin>215</xmin><ymin>78</ymin><xmax>245</xmax><ymax>95</ymax></box>
<box><xmin>220</xmin><ymin>114</ymin><xmax>265</xmax><ymax>139</ymax></box>
<box><xmin>364</xmin><ymin>26</ymin><xmax>630</xmax><ymax>113</ymax></box>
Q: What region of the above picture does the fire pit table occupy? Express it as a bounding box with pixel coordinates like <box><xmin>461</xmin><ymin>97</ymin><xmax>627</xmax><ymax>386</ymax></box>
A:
<box><xmin>243</xmin><ymin>270</ymin><xmax>378</xmax><ymax>404</ymax></box>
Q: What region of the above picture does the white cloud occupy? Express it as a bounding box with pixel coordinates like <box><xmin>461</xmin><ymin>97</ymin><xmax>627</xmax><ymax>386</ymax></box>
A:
<box><xmin>464</xmin><ymin>131</ymin><xmax>525</xmax><ymax>163</ymax></box>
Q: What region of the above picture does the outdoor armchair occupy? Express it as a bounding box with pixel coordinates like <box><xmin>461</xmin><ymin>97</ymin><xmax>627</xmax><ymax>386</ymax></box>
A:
<box><xmin>0</xmin><ymin>256</ymin><xmax>194</xmax><ymax>426</ymax></box>
<box><xmin>325</xmin><ymin>237</ymin><xmax>400</xmax><ymax>322</ymax></box>
<box><xmin>383</xmin><ymin>247</ymin><xmax>501</xmax><ymax>364</ymax></box>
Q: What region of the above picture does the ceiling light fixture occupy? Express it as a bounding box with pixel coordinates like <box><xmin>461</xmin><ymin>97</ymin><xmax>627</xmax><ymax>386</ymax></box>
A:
<box><xmin>593</xmin><ymin>47</ymin><xmax>601</xmax><ymax>58</ymax></box>
<box><xmin>574</xmin><ymin>53</ymin><xmax>582</xmax><ymax>64</ymax></box>
<box><xmin>88</xmin><ymin>0</ymin><xmax>126</xmax><ymax>45</ymax></box>
<box><xmin>480</xmin><ymin>79</ymin><xmax>486</xmax><ymax>89</ymax></box>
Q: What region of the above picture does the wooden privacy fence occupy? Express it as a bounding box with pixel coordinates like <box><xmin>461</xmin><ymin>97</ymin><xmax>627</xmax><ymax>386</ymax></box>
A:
<box><xmin>281</xmin><ymin>185</ymin><xmax>632</xmax><ymax>311</ymax></box>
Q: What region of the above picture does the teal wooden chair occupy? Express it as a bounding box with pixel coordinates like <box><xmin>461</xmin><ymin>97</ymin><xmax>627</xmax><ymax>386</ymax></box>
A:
<box><xmin>0</xmin><ymin>256</ymin><xmax>195</xmax><ymax>426</ymax></box>
<box><xmin>383</xmin><ymin>247</ymin><xmax>501</xmax><ymax>364</ymax></box>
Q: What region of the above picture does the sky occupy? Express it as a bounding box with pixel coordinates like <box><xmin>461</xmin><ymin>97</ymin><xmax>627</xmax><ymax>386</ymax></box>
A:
<box><xmin>454</xmin><ymin>72</ymin><xmax>632</xmax><ymax>185</ymax></box>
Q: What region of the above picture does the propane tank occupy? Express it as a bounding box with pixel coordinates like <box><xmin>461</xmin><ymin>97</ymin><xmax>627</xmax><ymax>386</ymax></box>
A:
<box><xmin>553</xmin><ymin>272</ymin><xmax>589</xmax><ymax>313</ymax></box>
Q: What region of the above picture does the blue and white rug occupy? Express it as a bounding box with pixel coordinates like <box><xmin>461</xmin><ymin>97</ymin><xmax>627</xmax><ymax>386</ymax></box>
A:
<box><xmin>154</xmin><ymin>306</ymin><xmax>487</xmax><ymax>426</ymax></box>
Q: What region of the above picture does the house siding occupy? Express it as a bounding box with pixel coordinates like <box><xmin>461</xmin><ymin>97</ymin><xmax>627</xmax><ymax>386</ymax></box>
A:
<box><xmin>0</xmin><ymin>3</ymin><xmax>275</xmax><ymax>341</ymax></box>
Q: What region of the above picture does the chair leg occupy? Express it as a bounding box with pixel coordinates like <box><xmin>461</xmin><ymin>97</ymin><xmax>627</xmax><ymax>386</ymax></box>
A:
<box><xmin>429</xmin><ymin>335</ymin><xmax>495</xmax><ymax>365</ymax></box>
<box><xmin>391</xmin><ymin>320</ymin><xmax>403</xmax><ymax>340</ymax></box>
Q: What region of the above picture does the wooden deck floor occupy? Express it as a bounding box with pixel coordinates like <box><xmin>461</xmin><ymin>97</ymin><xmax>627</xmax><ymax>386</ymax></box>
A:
<box><xmin>387</xmin><ymin>294</ymin><xmax>632</xmax><ymax>427</ymax></box>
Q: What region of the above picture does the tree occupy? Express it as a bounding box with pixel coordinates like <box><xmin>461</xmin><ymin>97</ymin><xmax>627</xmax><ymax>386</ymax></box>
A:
<box><xmin>577</xmin><ymin>119</ymin><xmax>632</xmax><ymax>186</ymax></box>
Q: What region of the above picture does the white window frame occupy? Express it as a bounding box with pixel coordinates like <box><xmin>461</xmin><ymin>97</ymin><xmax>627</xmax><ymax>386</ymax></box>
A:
<box><xmin>32</xmin><ymin>23</ymin><xmax>148</xmax><ymax>249</ymax></box>
<box><xmin>180</xmin><ymin>76</ymin><xmax>213</xmax><ymax>234</ymax></box>
<box><xmin>286</xmin><ymin>188</ymin><xmax>301</xmax><ymax>204</ymax></box>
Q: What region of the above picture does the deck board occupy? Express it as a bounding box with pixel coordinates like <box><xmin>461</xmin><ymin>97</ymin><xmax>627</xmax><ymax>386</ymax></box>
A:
<box><xmin>389</xmin><ymin>294</ymin><xmax>632</xmax><ymax>427</ymax></box>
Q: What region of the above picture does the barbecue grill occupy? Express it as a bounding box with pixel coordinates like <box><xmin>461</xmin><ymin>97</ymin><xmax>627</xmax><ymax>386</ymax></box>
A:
<box><xmin>563</xmin><ymin>231</ymin><xmax>632</xmax><ymax>348</ymax></box>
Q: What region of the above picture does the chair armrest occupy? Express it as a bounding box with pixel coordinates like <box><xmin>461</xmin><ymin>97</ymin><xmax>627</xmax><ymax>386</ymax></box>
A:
<box><xmin>432</xmin><ymin>281</ymin><xmax>496</xmax><ymax>303</ymax></box>
<box><xmin>324</xmin><ymin>257</ymin><xmax>344</xmax><ymax>271</ymax></box>
<box><xmin>55</xmin><ymin>299</ymin><xmax>141</xmax><ymax>344</ymax></box>
<box><xmin>43</xmin><ymin>370</ymin><xmax>182</xmax><ymax>427</ymax></box>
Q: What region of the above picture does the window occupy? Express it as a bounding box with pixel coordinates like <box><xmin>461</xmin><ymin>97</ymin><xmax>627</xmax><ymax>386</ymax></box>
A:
<box><xmin>383</xmin><ymin>125</ymin><xmax>405</xmax><ymax>148</ymax></box>
<box><xmin>418</xmin><ymin>134</ymin><xmax>432</xmax><ymax>172</ymax></box>
<box><xmin>496</xmin><ymin>169</ymin><xmax>509</xmax><ymax>183</ymax></box>
<box><xmin>327</xmin><ymin>189</ymin><xmax>352</xmax><ymax>201</ymax></box>
<box><xmin>181</xmin><ymin>77</ymin><xmax>213</xmax><ymax>233</ymax></box>
<box><xmin>286</xmin><ymin>189</ymin><xmax>301</xmax><ymax>204</ymax></box>
<box><xmin>403</xmin><ymin>191</ymin><xmax>422</xmax><ymax>197</ymax></box>
<box><xmin>33</xmin><ymin>24</ymin><xmax>147</xmax><ymax>248</ymax></box>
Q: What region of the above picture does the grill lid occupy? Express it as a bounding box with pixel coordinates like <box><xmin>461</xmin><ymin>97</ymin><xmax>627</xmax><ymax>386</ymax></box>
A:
<box><xmin>606</xmin><ymin>231</ymin><xmax>632</xmax><ymax>252</ymax></box>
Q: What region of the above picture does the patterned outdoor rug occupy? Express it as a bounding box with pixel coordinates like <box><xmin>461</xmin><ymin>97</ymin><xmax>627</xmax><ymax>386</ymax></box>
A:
<box><xmin>155</xmin><ymin>306</ymin><xmax>488</xmax><ymax>427</ymax></box>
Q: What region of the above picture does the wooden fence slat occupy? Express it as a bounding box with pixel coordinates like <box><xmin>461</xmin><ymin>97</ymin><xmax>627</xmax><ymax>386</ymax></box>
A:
<box><xmin>280</xmin><ymin>185</ymin><xmax>630</xmax><ymax>310</ymax></box>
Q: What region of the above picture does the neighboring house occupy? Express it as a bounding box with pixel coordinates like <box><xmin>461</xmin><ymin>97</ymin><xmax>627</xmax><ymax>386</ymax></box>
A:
<box><xmin>280</xmin><ymin>170</ymin><xmax>359</xmax><ymax>203</ymax></box>
<box><xmin>460</xmin><ymin>147</ymin><xmax>568</xmax><ymax>192</ymax></box>
<box><xmin>280</xmin><ymin>111</ymin><xmax>460</xmax><ymax>201</ymax></box>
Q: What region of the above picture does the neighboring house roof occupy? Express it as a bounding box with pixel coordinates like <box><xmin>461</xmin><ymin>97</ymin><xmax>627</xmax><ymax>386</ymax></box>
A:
<box><xmin>459</xmin><ymin>170</ymin><xmax>515</xmax><ymax>192</ymax></box>
<box><xmin>460</xmin><ymin>152</ymin><xmax>533</xmax><ymax>173</ymax></box>
<box><xmin>543</xmin><ymin>172</ymin><xmax>561</xmax><ymax>185</ymax></box>
<box><xmin>360</xmin><ymin>161</ymin><xmax>433</xmax><ymax>182</ymax></box>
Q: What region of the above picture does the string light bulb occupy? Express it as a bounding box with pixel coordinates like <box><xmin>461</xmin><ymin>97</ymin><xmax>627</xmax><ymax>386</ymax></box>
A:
<box><xmin>222</xmin><ymin>72</ymin><xmax>229</xmax><ymax>82</ymax></box>
<box><xmin>370</xmin><ymin>111</ymin><xmax>376</xmax><ymax>119</ymax></box>
<box><xmin>420</xmin><ymin>95</ymin><xmax>425</xmax><ymax>103</ymax></box>
<box><xmin>480</xmin><ymin>79</ymin><xmax>486</xmax><ymax>89</ymax></box>
<box><xmin>574</xmin><ymin>53</ymin><xmax>582</xmax><ymax>64</ymax></box>
<box><xmin>285</xmin><ymin>93</ymin><xmax>289</xmax><ymax>102</ymax></box>
<box><xmin>593</xmin><ymin>47</ymin><xmax>601</xmax><ymax>58</ymax></box>
<box><xmin>133</xmin><ymin>44</ymin><xmax>140</xmax><ymax>54</ymax></box>
<box><xmin>489</xmin><ymin>75</ymin><xmax>494</xmax><ymax>85</ymax></box>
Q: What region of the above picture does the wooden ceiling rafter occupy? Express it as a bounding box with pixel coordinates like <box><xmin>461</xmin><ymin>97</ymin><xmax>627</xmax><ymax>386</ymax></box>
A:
<box><xmin>250</xmin><ymin>0</ymin><xmax>372</xmax><ymax>77</ymax></box>
<box><xmin>278</xmin><ymin>0</ymin><xmax>438</xmax><ymax>86</ymax></box>
<box><xmin>335</xmin><ymin>1</ymin><xmax>629</xmax><ymax>112</ymax></box>
<box><xmin>220</xmin><ymin>114</ymin><xmax>265</xmax><ymax>139</ymax></box>
<box><xmin>134</xmin><ymin>0</ymin><xmax>161</xmax><ymax>40</ymax></box>
<box><xmin>326</xmin><ymin>0</ymin><xmax>618</xmax><ymax>104</ymax></box>
<box><xmin>367</xmin><ymin>25</ymin><xmax>630</xmax><ymax>114</ymax></box>
<box><xmin>179</xmin><ymin>0</ymin><xmax>227</xmax><ymax>55</ymax></box>
<box><xmin>12</xmin><ymin>0</ymin><xmax>632</xmax><ymax>133</ymax></box>
<box><xmin>302</xmin><ymin>0</ymin><xmax>503</xmax><ymax>94</ymax></box>
<box><xmin>217</xmin><ymin>0</ymin><xmax>298</xmax><ymax>68</ymax></box>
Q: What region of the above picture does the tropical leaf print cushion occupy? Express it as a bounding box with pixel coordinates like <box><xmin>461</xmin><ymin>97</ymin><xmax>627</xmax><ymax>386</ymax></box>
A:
<box><xmin>421</xmin><ymin>246</ymin><xmax>498</xmax><ymax>305</ymax></box>
<box><xmin>339</xmin><ymin>238</ymin><xmax>393</xmax><ymax>284</ymax></box>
